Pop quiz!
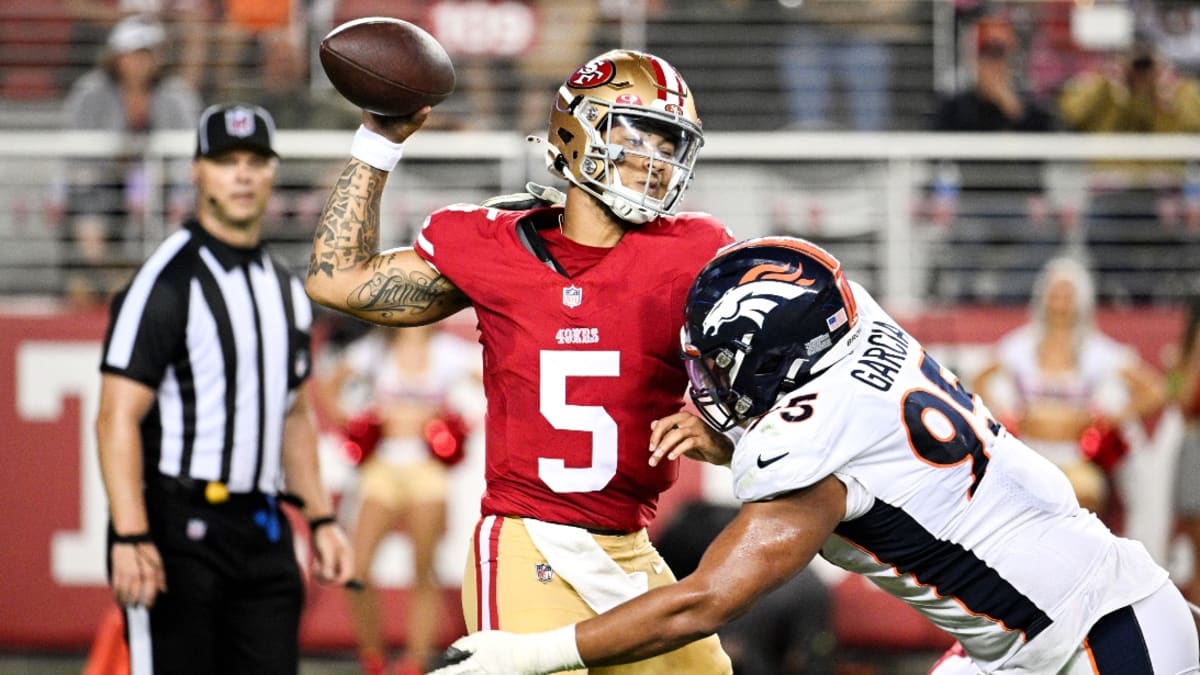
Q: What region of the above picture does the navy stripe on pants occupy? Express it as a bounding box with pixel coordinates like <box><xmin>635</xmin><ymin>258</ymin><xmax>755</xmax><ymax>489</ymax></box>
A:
<box><xmin>1086</xmin><ymin>605</ymin><xmax>1154</xmax><ymax>674</ymax></box>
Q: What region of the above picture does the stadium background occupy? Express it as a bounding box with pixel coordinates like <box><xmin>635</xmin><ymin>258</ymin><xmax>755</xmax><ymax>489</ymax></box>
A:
<box><xmin>0</xmin><ymin>1</ymin><xmax>1197</xmax><ymax>672</ymax></box>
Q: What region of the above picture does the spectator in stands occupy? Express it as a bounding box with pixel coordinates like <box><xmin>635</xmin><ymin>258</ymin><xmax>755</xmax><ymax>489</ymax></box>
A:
<box><xmin>314</xmin><ymin>323</ymin><xmax>481</xmax><ymax>675</ymax></box>
<box><xmin>62</xmin><ymin>0</ymin><xmax>209</xmax><ymax>93</ymax></box>
<box><xmin>924</xmin><ymin>13</ymin><xmax>1057</xmax><ymax>300</ymax></box>
<box><xmin>1025</xmin><ymin>0</ymin><xmax>1105</xmax><ymax>104</ymax></box>
<box><xmin>1059</xmin><ymin>38</ymin><xmax>1200</xmax><ymax>135</ymax></box>
<box><xmin>933</xmin><ymin>14</ymin><xmax>1055</xmax><ymax>132</ymax></box>
<box><xmin>779</xmin><ymin>0</ymin><xmax>920</xmax><ymax>131</ymax></box>
<box><xmin>1136</xmin><ymin>1</ymin><xmax>1200</xmax><ymax>79</ymax></box>
<box><xmin>211</xmin><ymin>0</ymin><xmax>299</xmax><ymax>99</ymax></box>
<box><xmin>1058</xmin><ymin>39</ymin><xmax>1200</xmax><ymax>256</ymax></box>
<box><xmin>972</xmin><ymin>256</ymin><xmax>1167</xmax><ymax>519</ymax></box>
<box><xmin>59</xmin><ymin>14</ymin><xmax>201</xmax><ymax>306</ymax></box>
<box><xmin>1170</xmin><ymin>294</ymin><xmax>1200</xmax><ymax>604</ymax></box>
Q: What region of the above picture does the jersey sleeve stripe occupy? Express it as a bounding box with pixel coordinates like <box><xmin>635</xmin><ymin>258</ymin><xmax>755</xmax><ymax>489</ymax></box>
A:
<box><xmin>104</xmin><ymin>230</ymin><xmax>192</xmax><ymax>370</ymax></box>
<box><xmin>416</xmin><ymin>231</ymin><xmax>435</xmax><ymax>258</ymax></box>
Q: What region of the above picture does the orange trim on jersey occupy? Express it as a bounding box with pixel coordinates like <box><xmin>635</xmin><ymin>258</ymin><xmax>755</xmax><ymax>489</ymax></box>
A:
<box><xmin>838</xmin><ymin>535</ymin><xmax>1031</xmax><ymax>639</ymax></box>
<box><xmin>1083</xmin><ymin>636</ymin><xmax>1100</xmax><ymax>673</ymax></box>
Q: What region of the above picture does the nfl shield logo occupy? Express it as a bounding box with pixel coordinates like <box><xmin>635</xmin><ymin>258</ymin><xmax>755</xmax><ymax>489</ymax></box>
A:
<box><xmin>562</xmin><ymin>285</ymin><xmax>583</xmax><ymax>308</ymax></box>
<box><xmin>186</xmin><ymin>518</ymin><xmax>207</xmax><ymax>541</ymax></box>
<box><xmin>225</xmin><ymin>108</ymin><xmax>256</xmax><ymax>138</ymax></box>
<box><xmin>535</xmin><ymin>562</ymin><xmax>554</xmax><ymax>583</ymax></box>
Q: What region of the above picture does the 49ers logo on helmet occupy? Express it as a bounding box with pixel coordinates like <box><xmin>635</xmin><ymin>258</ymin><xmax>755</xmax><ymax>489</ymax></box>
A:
<box><xmin>568</xmin><ymin>59</ymin><xmax>616</xmax><ymax>88</ymax></box>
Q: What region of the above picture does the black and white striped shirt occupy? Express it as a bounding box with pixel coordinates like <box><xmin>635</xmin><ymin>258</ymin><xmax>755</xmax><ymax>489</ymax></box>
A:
<box><xmin>100</xmin><ymin>219</ymin><xmax>312</xmax><ymax>495</ymax></box>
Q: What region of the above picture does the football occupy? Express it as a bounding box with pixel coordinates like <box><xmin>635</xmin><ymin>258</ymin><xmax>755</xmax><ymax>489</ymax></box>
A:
<box><xmin>319</xmin><ymin>17</ymin><xmax>456</xmax><ymax>117</ymax></box>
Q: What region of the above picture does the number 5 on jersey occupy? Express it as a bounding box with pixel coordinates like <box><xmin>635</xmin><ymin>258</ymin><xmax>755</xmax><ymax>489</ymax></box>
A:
<box><xmin>539</xmin><ymin>350</ymin><xmax>619</xmax><ymax>493</ymax></box>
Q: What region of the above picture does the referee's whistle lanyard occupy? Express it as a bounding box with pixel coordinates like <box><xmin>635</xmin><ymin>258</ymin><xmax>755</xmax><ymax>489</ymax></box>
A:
<box><xmin>252</xmin><ymin>495</ymin><xmax>282</xmax><ymax>543</ymax></box>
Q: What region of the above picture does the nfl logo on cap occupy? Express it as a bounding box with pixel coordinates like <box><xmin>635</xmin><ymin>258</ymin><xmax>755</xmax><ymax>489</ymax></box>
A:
<box><xmin>225</xmin><ymin>107</ymin><xmax>256</xmax><ymax>138</ymax></box>
<box><xmin>195</xmin><ymin>102</ymin><xmax>278</xmax><ymax>159</ymax></box>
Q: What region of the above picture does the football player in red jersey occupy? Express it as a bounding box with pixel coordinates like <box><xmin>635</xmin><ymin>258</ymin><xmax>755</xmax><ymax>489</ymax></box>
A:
<box><xmin>307</xmin><ymin>50</ymin><xmax>735</xmax><ymax>674</ymax></box>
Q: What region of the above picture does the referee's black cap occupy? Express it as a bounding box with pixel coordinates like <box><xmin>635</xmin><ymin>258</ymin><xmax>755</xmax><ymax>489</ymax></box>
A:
<box><xmin>195</xmin><ymin>103</ymin><xmax>279</xmax><ymax>159</ymax></box>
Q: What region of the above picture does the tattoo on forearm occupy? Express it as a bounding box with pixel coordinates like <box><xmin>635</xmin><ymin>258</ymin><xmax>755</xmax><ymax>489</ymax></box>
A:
<box><xmin>308</xmin><ymin>163</ymin><xmax>385</xmax><ymax>280</ymax></box>
<box><xmin>346</xmin><ymin>268</ymin><xmax>459</xmax><ymax>318</ymax></box>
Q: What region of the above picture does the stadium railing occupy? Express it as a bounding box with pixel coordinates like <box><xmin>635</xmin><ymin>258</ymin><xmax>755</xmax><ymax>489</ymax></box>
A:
<box><xmin>1</xmin><ymin>130</ymin><xmax>1198</xmax><ymax>309</ymax></box>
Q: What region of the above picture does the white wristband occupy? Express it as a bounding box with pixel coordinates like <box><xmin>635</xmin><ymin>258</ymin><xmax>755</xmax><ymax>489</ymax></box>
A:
<box><xmin>521</xmin><ymin>625</ymin><xmax>584</xmax><ymax>673</ymax></box>
<box><xmin>351</xmin><ymin>125</ymin><xmax>405</xmax><ymax>172</ymax></box>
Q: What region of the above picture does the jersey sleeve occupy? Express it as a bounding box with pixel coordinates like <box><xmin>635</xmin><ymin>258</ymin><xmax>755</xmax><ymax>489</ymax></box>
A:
<box><xmin>730</xmin><ymin>409</ymin><xmax>846</xmax><ymax>503</ymax></box>
<box><xmin>412</xmin><ymin>203</ymin><xmax>504</xmax><ymax>288</ymax></box>
<box><xmin>100</xmin><ymin>277</ymin><xmax>187</xmax><ymax>388</ymax></box>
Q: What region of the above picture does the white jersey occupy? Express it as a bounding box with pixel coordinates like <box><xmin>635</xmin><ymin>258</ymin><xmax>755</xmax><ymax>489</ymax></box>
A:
<box><xmin>729</xmin><ymin>283</ymin><xmax>1168</xmax><ymax>673</ymax></box>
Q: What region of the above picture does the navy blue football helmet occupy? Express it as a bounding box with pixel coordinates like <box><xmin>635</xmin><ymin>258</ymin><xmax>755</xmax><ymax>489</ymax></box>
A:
<box><xmin>681</xmin><ymin>236</ymin><xmax>861</xmax><ymax>431</ymax></box>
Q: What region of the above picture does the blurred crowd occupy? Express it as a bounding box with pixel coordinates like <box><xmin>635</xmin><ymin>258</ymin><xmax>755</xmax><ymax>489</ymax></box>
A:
<box><xmin>5</xmin><ymin>0</ymin><xmax>1192</xmax><ymax>307</ymax></box>
<box><xmin>0</xmin><ymin>1</ymin><xmax>1197</xmax><ymax>133</ymax></box>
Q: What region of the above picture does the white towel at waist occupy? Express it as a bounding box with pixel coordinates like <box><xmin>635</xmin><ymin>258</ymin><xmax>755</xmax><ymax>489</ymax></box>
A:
<box><xmin>523</xmin><ymin>518</ymin><xmax>649</xmax><ymax>615</ymax></box>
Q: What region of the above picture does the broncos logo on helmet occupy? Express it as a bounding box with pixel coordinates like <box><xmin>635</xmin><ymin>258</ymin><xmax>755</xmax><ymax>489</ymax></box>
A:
<box><xmin>682</xmin><ymin>237</ymin><xmax>860</xmax><ymax>431</ymax></box>
<box><xmin>702</xmin><ymin>260</ymin><xmax>818</xmax><ymax>337</ymax></box>
<box><xmin>702</xmin><ymin>279</ymin><xmax>813</xmax><ymax>338</ymax></box>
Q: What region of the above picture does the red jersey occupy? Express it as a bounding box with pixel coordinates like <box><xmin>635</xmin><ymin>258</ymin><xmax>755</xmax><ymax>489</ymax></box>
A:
<box><xmin>414</xmin><ymin>204</ymin><xmax>733</xmax><ymax>531</ymax></box>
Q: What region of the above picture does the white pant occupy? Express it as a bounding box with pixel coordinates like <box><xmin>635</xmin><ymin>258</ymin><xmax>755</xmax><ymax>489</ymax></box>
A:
<box><xmin>931</xmin><ymin>582</ymin><xmax>1199</xmax><ymax>674</ymax></box>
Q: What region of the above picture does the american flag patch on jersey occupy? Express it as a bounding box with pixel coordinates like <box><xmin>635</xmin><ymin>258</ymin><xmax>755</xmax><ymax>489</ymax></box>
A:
<box><xmin>827</xmin><ymin>308</ymin><xmax>848</xmax><ymax>331</ymax></box>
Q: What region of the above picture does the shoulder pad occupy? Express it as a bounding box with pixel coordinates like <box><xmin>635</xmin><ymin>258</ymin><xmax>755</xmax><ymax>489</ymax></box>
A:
<box><xmin>480</xmin><ymin>181</ymin><xmax>566</xmax><ymax>210</ymax></box>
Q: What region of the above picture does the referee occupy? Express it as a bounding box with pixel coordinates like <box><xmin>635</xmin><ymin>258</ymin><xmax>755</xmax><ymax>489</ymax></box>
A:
<box><xmin>95</xmin><ymin>102</ymin><xmax>353</xmax><ymax>674</ymax></box>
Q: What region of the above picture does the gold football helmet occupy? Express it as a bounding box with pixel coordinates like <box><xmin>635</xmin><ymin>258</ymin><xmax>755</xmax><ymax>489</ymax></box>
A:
<box><xmin>544</xmin><ymin>50</ymin><xmax>703</xmax><ymax>224</ymax></box>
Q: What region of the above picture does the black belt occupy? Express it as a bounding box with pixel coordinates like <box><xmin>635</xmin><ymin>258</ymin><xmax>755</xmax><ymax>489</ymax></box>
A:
<box><xmin>150</xmin><ymin>476</ymin><xmax>305</xmax><ymax>509</ymax></box>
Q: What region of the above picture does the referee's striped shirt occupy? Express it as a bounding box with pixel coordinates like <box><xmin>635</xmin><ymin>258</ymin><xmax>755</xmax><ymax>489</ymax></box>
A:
<box><xmin>100</xmin><ymin>219</ymin><xmax>313</xmax><ymax>495</ymax></box>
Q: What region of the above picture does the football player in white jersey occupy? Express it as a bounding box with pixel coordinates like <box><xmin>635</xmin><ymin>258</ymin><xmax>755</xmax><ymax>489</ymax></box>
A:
<box><xmin>427</xmin><ymin>236</ymin><xmax>1199</xmax><ymax>675</ymax></box>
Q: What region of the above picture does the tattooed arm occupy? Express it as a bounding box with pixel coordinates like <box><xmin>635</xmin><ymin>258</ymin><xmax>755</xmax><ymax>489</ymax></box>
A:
<box><xmin>305</xmin><ymin>110</ymin><xmax>471</xmax><ymax>327</ymax></box>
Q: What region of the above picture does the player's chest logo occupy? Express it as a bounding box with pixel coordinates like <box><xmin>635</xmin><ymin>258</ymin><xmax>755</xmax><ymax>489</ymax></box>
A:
<box><xmin>555</xmin><ymin>327</ymin><xmax>600</xmax><ymax>345</ymax></box>
<box><xmin>562</xmin><ymin>284</ymin><xmax>583</xmax><ymax>308</ymax></box>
